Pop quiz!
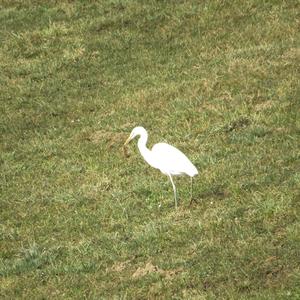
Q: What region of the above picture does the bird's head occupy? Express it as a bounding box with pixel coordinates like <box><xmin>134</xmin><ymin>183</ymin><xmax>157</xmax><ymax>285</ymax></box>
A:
<box><xmin>124</xmin><ymin>126</ymin><xmax>147</xmax><ymax>146</ymax></box>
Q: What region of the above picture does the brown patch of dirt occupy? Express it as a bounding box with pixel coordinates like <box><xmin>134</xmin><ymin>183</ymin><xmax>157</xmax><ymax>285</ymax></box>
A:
<box><xmin>123</xmin><ymin>145</ymin><xmax>130</xmax><ymax>158</ymax></box>
<box><xmin>107</xmin><ymin>260</ymin><xmax>131</xmax><ymax>273</ymax></box>
<box><xmin>224</xmin><ymin>117</ymin><xmax>251</xmax><ymax>132</ymax></box>
<box><xmin>254</xmin><ymin>100</ymin><xmax>274</xmax><ymax>112</ymax></box>
<box><xmin>282</xmin><ymin>47</ymin><xmax>300</xmax><ymax>60</ymax></box>
<box><xmin>88</xmin><ymin>130</ymin><xmax>127</xmax><ymax>148</ymax></box>
<box><xmin>132</xmin><ymin>262</ymin><xmax>183</xmax><ymax>280</ymax></box>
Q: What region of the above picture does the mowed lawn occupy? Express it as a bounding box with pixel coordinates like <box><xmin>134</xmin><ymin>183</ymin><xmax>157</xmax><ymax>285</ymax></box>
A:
<box><xmin>0</xmin><ymin>0</ymin><xmax>299</xmax><ymax>298</ymax></box>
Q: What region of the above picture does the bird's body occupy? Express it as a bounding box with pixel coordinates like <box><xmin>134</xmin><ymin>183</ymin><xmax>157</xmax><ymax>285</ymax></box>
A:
<box><xmin>124</xmin><ymin>126</ymin><xmax>198</xmax><ymax>208</ymax></box>
<box><xmin>150</xmin><ymin>143</ymin><xmax>198</xmax><ymax>177</ymax></box>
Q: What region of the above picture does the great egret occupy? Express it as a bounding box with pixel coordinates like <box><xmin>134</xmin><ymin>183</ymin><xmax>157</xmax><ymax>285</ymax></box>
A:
<box><xmin>124</xmin><ymin>126</ymin><xmax>198</xmax><ymax>208</ymax></box>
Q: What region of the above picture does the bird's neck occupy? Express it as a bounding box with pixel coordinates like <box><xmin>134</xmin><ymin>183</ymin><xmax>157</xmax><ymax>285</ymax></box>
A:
<box><xmin>137</xmin><ymin>133</ymin><xmax>149</xmax><ymax>156</ymax></box>
<box><xmin>137</xmin><ymin>134</ymin><xmax>155</xmax><ymax>168</ymax></box>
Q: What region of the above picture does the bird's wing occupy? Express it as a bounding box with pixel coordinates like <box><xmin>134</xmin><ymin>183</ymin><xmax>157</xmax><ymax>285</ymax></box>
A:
<box><xmin>151</xmin><ymin>143</ymin><xmax>198</xmax><ymax>176</ymax></box>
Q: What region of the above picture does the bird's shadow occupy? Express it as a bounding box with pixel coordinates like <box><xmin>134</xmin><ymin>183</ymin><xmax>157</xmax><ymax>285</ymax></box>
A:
<box><xmin>189</xmin><ymin>185</ymin><xmax>229</xmax><ymax>207</ymax></box>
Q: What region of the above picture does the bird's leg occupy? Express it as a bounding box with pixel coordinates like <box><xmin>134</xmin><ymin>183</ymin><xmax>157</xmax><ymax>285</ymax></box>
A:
<box><xmin>168</xmin><ymin>175</ymin><xmax>177</xmax><ymax>209</ymax></box>
<box><xmin>189</xmin><ymin>177</ymin><xmax>194</xmax><ymax>206</ymax></box>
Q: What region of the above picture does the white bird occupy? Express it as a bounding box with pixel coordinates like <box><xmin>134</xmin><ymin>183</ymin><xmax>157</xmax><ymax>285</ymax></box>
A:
<box><xmin>124</xmin><ymin>126</ymin><xmax>198</xmax><ymax>208</ymax></box>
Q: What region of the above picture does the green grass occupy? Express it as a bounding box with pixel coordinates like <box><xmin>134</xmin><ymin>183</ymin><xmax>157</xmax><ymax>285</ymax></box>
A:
<box><xmin>0</xmin><ymin>0</ymin><xmax>299</xmax><ymax>298</ymax></box>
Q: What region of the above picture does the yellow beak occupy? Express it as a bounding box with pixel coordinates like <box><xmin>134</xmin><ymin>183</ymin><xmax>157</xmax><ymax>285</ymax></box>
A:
<box><xmin>124</xmin><ymin>136</ymin><xmax>132</xmax><ymax>146</ymax></box>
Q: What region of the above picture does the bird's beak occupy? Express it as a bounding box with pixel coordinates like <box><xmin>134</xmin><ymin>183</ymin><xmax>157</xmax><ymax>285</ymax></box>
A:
<box><xmin>124</xmin><ymin>135</ymin><xmax>132</xmax><ymax>146</ymax></box>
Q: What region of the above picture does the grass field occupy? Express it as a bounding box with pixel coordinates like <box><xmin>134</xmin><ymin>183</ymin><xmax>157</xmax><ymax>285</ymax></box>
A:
<box><xmin>0</xmin><ymin>0</ymin><xmax>299</xmax><ymax>298</ymax></box>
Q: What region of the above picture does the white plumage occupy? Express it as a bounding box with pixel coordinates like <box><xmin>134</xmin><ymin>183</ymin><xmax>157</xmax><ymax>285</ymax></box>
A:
<box><xmin>151</xmin><ymin>143</ymin><xmax>198</xmax><ymax>177</ymax></box>
<box><xmin>124</xmin><ymin>126</ymin><xmax>198</xmax><ymax>208</ymax></box>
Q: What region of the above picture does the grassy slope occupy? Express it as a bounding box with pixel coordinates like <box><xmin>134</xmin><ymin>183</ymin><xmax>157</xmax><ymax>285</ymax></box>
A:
<box><xmin>0</xmin><ymin>0</ymin><xmax>299</xmax><ymax>298</ymax></box>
